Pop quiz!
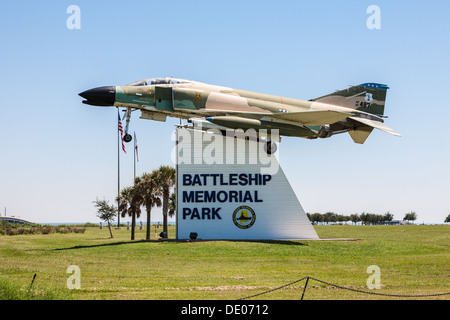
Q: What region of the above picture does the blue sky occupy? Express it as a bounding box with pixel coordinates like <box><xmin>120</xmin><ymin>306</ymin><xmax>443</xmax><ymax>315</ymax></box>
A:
<box><xmin>0</xmin><ymin>1</ymin><xmax>449</xmax><ymax>224</ymax></box>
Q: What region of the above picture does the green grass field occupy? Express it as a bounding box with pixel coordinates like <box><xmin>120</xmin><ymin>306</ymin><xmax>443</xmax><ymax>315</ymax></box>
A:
<box><xmin>0</xmin><ymin>225</ymin><xmax>448</xmax><ymax>300</ymax></box>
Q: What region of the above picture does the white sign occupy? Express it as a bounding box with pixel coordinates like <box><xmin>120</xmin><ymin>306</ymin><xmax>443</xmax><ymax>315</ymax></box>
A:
<box><xmin>175</xmin><ymin>128</ymin><xmax>319</xmax><ymax>240</ymax></box>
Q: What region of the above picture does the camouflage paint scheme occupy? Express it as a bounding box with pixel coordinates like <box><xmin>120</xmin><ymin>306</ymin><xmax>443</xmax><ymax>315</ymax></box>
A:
<box><xmin>83</xmin><ymin>77</ymin><xmax>400</xmax><ymax>144</ymax></box>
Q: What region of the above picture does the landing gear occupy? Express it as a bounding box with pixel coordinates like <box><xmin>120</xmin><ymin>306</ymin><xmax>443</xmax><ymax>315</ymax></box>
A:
<box><xmin>124</xmin><ymin>134</ymin><xmax>132</xmax><ymax>143</ymax></box>
<box><xmin>264</xmin><ymin>140</ymin><xmax>277</xmax><ymax>154</ymax></box>
<box><xmin>123</xmin><ymin>107</ymin><xmax>133</xmax><ymax>143</ymax></box>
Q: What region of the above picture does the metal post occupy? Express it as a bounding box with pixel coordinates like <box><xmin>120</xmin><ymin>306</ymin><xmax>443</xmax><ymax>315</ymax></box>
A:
<box><xmin>29</xmin><ymin>274</ymin><xmax>37</xmax><ymax>290</ymax></box>
<box><xmin>301</xmin><ymin>277</ymin><xmax>310</xmax><ymax>300</ymax></box>
<box><xmin>117</xmin><ymin>108</ymin><xmax>121</xmax><ymax>229</ymax></box>
<box><xmin>175</xmin><ymin>128</ymin><xmax>179</xmax><ymax>240</ymax></box>
<box><xmin>133</xmin><ymin>131</ymin><xmax>136</xmax><ymax>182</ymax></box>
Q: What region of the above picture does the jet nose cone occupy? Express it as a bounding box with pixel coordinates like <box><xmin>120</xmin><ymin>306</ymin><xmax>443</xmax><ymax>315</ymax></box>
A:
<box><xmin>79</xmin><ymin>86</ymin><xmax>116</xmax><ymax>106</ymax></box>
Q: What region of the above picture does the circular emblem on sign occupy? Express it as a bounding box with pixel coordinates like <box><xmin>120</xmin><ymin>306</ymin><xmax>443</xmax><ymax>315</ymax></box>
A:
<box><xmin>232</xmin><ymin>206</ymin><xmax>256</xmax><ymax>229</ymax></box>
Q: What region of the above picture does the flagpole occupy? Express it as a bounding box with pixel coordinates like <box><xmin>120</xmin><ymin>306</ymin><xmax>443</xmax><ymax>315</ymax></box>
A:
<box><xmin>117</xmin><ymin>108</ymin><xmax>121</xmax><ymax>229</ymax></box>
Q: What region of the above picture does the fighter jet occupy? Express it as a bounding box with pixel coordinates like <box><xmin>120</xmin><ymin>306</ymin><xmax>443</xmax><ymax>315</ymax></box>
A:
<box><xmin>79</xmin><ymin>77</ymin><xmax>400</xmax><ymax>153</ymax></box>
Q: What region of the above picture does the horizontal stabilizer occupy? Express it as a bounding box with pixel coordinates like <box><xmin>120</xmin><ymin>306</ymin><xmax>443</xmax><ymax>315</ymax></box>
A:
<box><xmin>350</xmin><ymin>116</ymin><xmax>401</xmax><ymax>136</ymax></box>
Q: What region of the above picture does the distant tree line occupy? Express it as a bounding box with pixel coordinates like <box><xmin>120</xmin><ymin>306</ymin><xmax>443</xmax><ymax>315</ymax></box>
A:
<box><xmin>307</xmin><ymin>211</ymin><xmax>418</xmax><ymax>225</ymax></box>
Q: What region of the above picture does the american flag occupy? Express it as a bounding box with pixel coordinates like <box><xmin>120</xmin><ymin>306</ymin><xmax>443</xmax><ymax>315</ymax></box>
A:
<box><xmin>134</xmin><ymin>132</ymin><xmax>139</xmax><ymax>162</ymax></box>
<box><xmin>118</xmin><ymin>112</ymin><xmax>126</xmax><ymax>154</ymax></box>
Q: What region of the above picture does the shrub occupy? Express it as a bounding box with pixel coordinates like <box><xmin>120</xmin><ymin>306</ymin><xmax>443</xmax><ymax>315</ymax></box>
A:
<box><xmin>40</xmin><ymin>227</ymin><xmax>54</xmax><ymax>235</ymax></box>
<box><xmin>0</xmin><ymin>224</ymin><xmax>87</xmax><ymax>236</ymax></box>
<box><xmin>6</xmin><ymin>228</ymin><xmax>19</xmax><ymax>236</ymax></box>
<box><xmin>56</xmin><ymin>227</ymin><xmax>69</xmax><ymax>234</ymax></box>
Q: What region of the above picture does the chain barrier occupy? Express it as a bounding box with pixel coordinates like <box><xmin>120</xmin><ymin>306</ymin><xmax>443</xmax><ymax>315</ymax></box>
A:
<box><xmin>238</xmin><ymin>276</ymin><xmax>450</xmax><ymax>300</ymax></box>
<box><xmin>237</xmin><ymin>277</ymin><xmax>309</xmax><ymax>300</ymax></box>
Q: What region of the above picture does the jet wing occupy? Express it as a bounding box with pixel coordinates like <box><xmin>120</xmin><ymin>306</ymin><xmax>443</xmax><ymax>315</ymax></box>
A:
<box><xmin>198</xmin><ymin>109</ymin><xmax>352</xmax><ymax>126</ymax></box>
<box><xmin>265</xmin><ymin>110</ymin><xmax>352</xmax><ymax>126</ymax></box>
<box><xmin>349</xmin><ymin>116</ymin><xmax>401</xmax><ymax>136</ymax></box>
<box><xmin>203</xmin><ymin>110</ymin><xmax>352</xmax><ymax>126</ymax></box>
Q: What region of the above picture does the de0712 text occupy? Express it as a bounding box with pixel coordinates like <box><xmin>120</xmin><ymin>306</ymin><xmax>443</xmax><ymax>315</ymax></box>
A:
<box><xmin>225</xmin><ymin>304</ymin><xmax>269</xmax><ymax>315</ymax></box>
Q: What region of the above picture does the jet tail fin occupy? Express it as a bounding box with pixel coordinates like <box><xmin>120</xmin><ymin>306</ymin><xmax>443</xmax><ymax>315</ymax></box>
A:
<box><xmin>311</xmin><ymin>82</ymin><xmax>400</xmax><ymax>143</ymax></box>
<box><xmin>311</xmin><ymin>83</ymin><xmax>389</xmax><ymax>117</ymax></box>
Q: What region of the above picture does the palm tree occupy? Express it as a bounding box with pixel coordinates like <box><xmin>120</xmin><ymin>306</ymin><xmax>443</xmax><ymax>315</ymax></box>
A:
<box><xmin>168</xmin><ymin>192</ymin><xmax>176</xmax><ymax>219</ymax></box>
<box><xmin>117</xmin><ymin>187</ymin><xmax>130</xmax><ymax>223</ymax></box>
<box><xmin>136</xmin><ymin>172</ymin><xmax>162</xmax><ymax>240</ymax></box>
<box><xmin>117</xmin><ymin>186</ymin><xmax>142</xmax><ymax>240</ymax></box>
<box><xmin>153</xmin><ymin>165</ymin><xmax>176</xmax><ymax>236</ymax></box>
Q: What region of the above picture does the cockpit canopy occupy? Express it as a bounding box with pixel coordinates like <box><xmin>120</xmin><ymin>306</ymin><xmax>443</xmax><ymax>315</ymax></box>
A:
<box><xmin>127</xmin><ymin>77</ymin><xmax>191</xmax><ymax>86</ymax></box>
